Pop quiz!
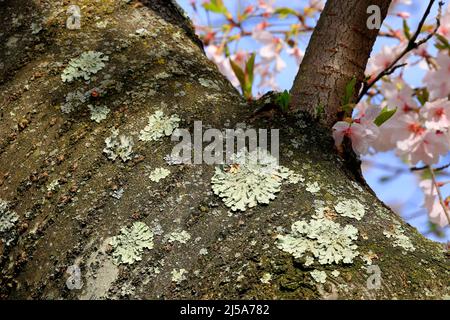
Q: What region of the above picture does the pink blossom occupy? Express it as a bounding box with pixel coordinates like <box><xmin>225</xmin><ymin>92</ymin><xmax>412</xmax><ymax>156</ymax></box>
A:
<box><xmin>252</xmin><ymin>28</ymin><xmax>286</xmax><ymax>72</ymax></box>
<box><xmin>396</xmin><ymin>128</ymin><xmax>449</xmax><ymax>165</ymax></box>
<box><xmin>205</xmin><ymin>45</ymin><xmax>248</xmax><ymax>88</ymax></box>
<box><xmin>380</xmin><ymin>77</ymin><xmax>418</xmax><ymax>113</ymax></box>
<box><xmin>332</xmin><ymin>120</ymin><xmax>379</xmax><ymax>155</ymax></box>
<box><xmin>437</xmin><ymin>5</ymin><xmax>450</xmax><ymax>40</ymax></box>
<box><xmin>419</xmin><ymin>179</ymin><xmax>449</xmax><ymax>227</ymax></box>
<box><xmin>419</xmin><ymin>179</ymin><xmax>438</xmax><ymax>211</ymax></box>
<box><xmin>366</xmin><ymin>45</ymin><xmax>406</xmax><ymax>81</ymax></box>
<box><xmin>287</xmin><ymin>46</ymin><xmax>304</xmax><ymax>65</ymax></box>
<box><xmin>428</xmin><ymin>199</ymin><xmax>450</xmax><ymax>227</ymax></box>
<box><xmin>423</xmin><ymin>52</ymin><xmax>450</xmax><ymax>100</ymax></box>
<box><xmin>420</xmin><ymin>98</ymin><xmax>450</xmax><ymax>130</ymax></box>
<box><xmin>258</xmin><ymin>0</ymin><xmax>275</xmax><ymax>14</ymax></box>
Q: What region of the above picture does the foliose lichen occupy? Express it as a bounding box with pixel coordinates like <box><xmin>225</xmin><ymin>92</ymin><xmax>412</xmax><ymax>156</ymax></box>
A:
<box><xmin>61</xmin><ymin>90</ymin><xmax>86</xmax><ymax>114</ymax></box>
<box><xmin>149</xmin><ymin>167</ymin><xmax>171</xmax><ymax>182</ymax></box>
<box><xmin>334</xmin><ymin>199</ymin><xmax>366</xmax><ymax>221</ymax></box>
<box><xmin>310</xmin><ymin>270</ymin><xmax>327</xmax><ymax>284</ymax></box>
<box><xmin>88</xmin><ymin>105</ymin><xmax>110</xmax><ymax>123</ymax></box>
<box><xmin>305</xmin><ymin>181</ymin><xmax>321</xmax><ymax>193</ymax></box>
<box><xmin>211</xmin><ymin>148</ymin><xmax>294</xmax><ymax>211</ymax></box>
<box><xmin>0</xmin><ymin>199</ymin><xmax>19</xmax><ymax>246</ymax></box>
<box><xmin>171</xmin><ymin>268</ymin><xmax>187</xmax><ymax>284</ymax></box>
<box><xmin>109</xmin><ymin>222</ymin><xmax>154</xmax><ymax>265</ymax></box>
<box><xmin>276</xmin><ymin>217</ymin><xmax>359</xmax><ymax>265</ymax></box>
<box><xmin>383</xmin><ymin>225</ymin><xmax>416</xmax><ymax>253</ymax></box>
<box><xmin>167</xmin><ymin>230</ymin><xmax>191</xmax><ymax>244</ymax></box>
<box><xmin>61</xmin><ymin>51</ymin><xmax>109</xmax><ymax>83</ymax></box>
<box><xmin>139</xmin><ymin>110</ymin><xmax>180</xmax><ymax>142</ymax></box>
<box><xmin>103</xmin><ymin>129</ymin><xmax>134</xmax><ymax>162</ymax></box>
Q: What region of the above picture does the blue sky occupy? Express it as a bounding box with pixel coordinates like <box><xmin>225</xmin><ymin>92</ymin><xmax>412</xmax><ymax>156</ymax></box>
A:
<box><xmin>177</xmin><ymin>0</ymin><xmax>450</xmax><ymax>241</ymax></box>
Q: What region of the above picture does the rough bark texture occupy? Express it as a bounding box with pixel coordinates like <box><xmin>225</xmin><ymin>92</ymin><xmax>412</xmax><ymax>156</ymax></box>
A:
<box><xmin>290</xmin><ymin>0</ymin><xmax>391</xmax><ymax>127</ymax></box>
<box><xmin>0</xmin><ymin>1</ymin><xmax>448</xmax><ymax>300</ymax></box>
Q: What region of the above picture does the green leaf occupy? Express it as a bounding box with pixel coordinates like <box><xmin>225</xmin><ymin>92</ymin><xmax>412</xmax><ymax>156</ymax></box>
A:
<box><xmin>416</xmin><ymin>88</ymin><xmax>429</xmax><ymax>106</ymax></box>
<box><xmin>229</xmin><ymin>59</ymin><xmax>245</xmax><ymax>89</ymax></box>
<box><xmin>435</xmin><ymin>34</ymin><xmax>450</xmax><ymax>50</ymax></box>
<box><xmin>342</xmin><ymin>77</ymin><xmax>357</xmax><ymax>106</ymax></box>
<box><xmin>203</xmin><ymin>0</ymin><xmax>228</xmax><ymax>15</ymax></box>
<box><xmin>245</xmin><ymin>53</ymin><xmax>256</xmax><ymax>89</ymax></box>
<box><xmin>374</xmin><ymin>107</ymin><xmax>397</xmax><ymax>127</ymax></box>
<box><xmin>274</xmin><ymin>7</ymin><xmax>298</xmax><ymax>19</ymax></box>
<box><xmin>276</xmin><ymin>90</ymin><xmax>291</xmax><ymax>112</ymax></box>
<box><xmin>403</xmin><ymin>19</ymin><xmax>411</xmax><ymax>40</ymax></box>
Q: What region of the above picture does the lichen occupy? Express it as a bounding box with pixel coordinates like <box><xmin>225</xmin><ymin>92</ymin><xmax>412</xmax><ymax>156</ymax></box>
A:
<box><xmin>88</xmin><ymin>105</ymin><xmax>110</xmax><ymax>123</ymax></box>
<box><xmin>109</xmin><ymin>222</ymin><xmax>154</xmax><ymax>265</ymax></box>
<box><xmin>305</xmin><ymin>181</ymin><xmax>321</xmax><ymax>193</ymax></box>
<box><xmin>0</xmin><ymin>199</ymin><xmax>19</xmax><ymax>233</ymax></box>
<box><xmin>61</xmin><ymin>51</ymin><xmax>109</xmax><ymax>83</ymax></box>
<box><xmin>334</xmin><ymin>199</ymin><xmax>366</xmax><ymax>221</ymax></box>
<box><xmin>167</xmin><ymin>230</ymin><xmax>191</xmax><ymax>244</ymax></box>
<box><xmin>149</xmin><ymin>167</ymin><xmax>170</xmax><ymax>182</ymax></box>
<box><xmin>139</xmin><ymin>110</ymin><xmax>180</xmax><ymax>142</ymax></box>
<box><xmin>310</xmin><ymin>270</ymin><xmax>327</xmax><ymax>284</ymax></box>
<box><xmin>171</xmin><ymin>268</ymin><xmax>187</xmax><ymax>284</ymax></box>
<box><xmin>103</xmin><ymin>129</ymin><xmax>134</xmax><ymax>162</ymax></box>
<box><xmin>61</xmin><ymin>90</ymin><xmax>86</xmax><ymax>114</ymax></box>
<box><xmin>276</xmin><ymin>217</ymin><xmax>359</xmax><ymax>265</ymax></box>
<box><xmin>211</xmin><ymin>148</ymin><xmax>294</xmax><ymax>211</ymax></box>
<box><xmin>260</xmin><ymin>273</ymin><xmax>272</xmax><ymax>284</ymax></box>
<box><xmin>331</xmin><ymin>270</ymin><xmax>340</xmax><ymax>277</ymax></box>
<box><xmin>383</xmin><ymin>225</ymin><xmax>416</xmax><ymax>253</ymax></box>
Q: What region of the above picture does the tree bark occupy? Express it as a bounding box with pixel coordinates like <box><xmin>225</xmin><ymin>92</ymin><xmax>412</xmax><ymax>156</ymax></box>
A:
<box><xmin>290</xmin><ymin>0</ymin><xmax>391</xmax><ymax>127</ymax></box>
<box><xmin>0</xmin><ymin>1</ymin><xmax>448</xmax><ymax>300</ymax></box>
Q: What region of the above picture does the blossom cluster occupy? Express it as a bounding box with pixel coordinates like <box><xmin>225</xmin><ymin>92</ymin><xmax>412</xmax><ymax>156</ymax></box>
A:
<box><xmin>191</xmin><ymin>1</ymin><xmax>450</xmax><ymax>230</ymax></box>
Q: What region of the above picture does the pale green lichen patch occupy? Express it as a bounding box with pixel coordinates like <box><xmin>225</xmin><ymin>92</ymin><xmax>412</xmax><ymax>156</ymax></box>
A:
<box><xmin>88</xmin><ymin>105</ymin><xmax>110</xmax><ymax>123</ymax></box>
<box><xmin>211</xmin><ymin>148</ymin><xmax>296</xmax><ymax>211</ymax></box>
<box><xmin>276</xmin><ymin>217</ymin><xmax>359</xmax><ymax>265</ymax></box>
<box><xmin>334</xmin><ymin>199</ymin><xmax>365</xmax><ymax>221</ymax></box>
<box><xmin>0</xmin><ymin>199</ymin><xmax>19</xmax><ymax>246</ymax></box>
<box><xmin>260</xmin><ymin>273</ymin><xmax>272</xmax><ymax>284</ymax></box>
<box><xmin>61</xmin><ymin>90</ymin><xmax>86</xmax><ymax>113</ymax></box>
<box><xmin>149</xmin><ymin>167</ymin><xmax>170</xmax><ymax>182</ymax></box>
<box><xmin>310</xmin><ymin>270</ymin><xmax>327</xmax><ymax>284</ymax></box>
<box><xmin>167</xmin><ymin>230</ymin><xmax>191</xmax><ymax>244</ymax></box>
<box><xmin>305</xmin><ymin>181</ymin><xmax>320</xmax><ymax>193</ymax></box>
<box><xmin>383</xmin><ymin>225</ymin><xmax>416</xmax><ymax>253</ymax></box>
<box><xmin>171</xmin><ymin>268</ymin><xmax>187</xmax><ymax>284</ymax></box>
<box><xmin>103</xmin><ymin>129</ymin><xmax>134</xmax><ymax>162</ymax></box>
<box><xmin>61</xmin><ymin>51</ymin><xmax>109</xmax><ymax>82</ymax></box>
<box><xmin>139</xmin><ymin>110</ymin><xmax>180</xmax><ymax>142</ymax></box>
<box><xmin>109</xmin><ymin>222</ymin><xmax>154</xmax><ymax>265</ymax></box>
<box><xmin>331</xmin><ymin>270</ymin><xmax>340</xmax><ymax>277</ymax></box>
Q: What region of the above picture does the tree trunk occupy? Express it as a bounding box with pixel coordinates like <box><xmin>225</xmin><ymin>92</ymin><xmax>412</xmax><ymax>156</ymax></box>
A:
<box><xmin>290</xmin><ymin>0</ymin><xmax>391</xmax><ymax>127</ymax></box>
<box><xmin>0</xmin><ymin>1</ymin><xmax>448</xmax><ymax>300</ymax></box>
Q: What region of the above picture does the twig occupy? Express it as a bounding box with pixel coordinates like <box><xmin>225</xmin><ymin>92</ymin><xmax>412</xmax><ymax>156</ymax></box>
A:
<box><xmin>429</xmin><ymin>166</ymin><xmax>450</xmax><ymax>224</ymax></box>
<box><xmin>357</xmin><ymin>0</ymin><xmax>444</xmax><ymax>103</ymax></box>
<box><xmin>411</xmin><ymin>161</ymin><xmax>450</xmax><ymax>172</ymax></box>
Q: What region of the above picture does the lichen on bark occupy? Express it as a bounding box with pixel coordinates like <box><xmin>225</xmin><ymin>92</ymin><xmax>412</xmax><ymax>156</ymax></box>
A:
<box><xmin>0</xmin><ymin>0</ymin><xmax>448</xmax><ymax>300</ymax></box>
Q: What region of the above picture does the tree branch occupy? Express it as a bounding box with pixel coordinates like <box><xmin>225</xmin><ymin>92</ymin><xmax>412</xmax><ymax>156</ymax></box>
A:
<box><xmin>357</xmin><ymin>0</ymin><xmax>443</xmax><ymax>103</ymax></box>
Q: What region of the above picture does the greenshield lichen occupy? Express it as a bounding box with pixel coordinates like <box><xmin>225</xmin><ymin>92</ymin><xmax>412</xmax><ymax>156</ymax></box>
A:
<box><xmin>276</xmin><ymin>217</ymin><xmax>359</xmax><ymax>265</ymax></box>
<box><xmin>61</xmin><ymin>51</ymin><xmax>109</xmax><ymax>83</ymax></box>
<box><xmin>211</xmin><ymin>148</ymin><xmax>296</xmax><ymax>211</ymax></box>
<box><xmin>139</xmin><ymin>110</ymin><xmax>181</xmax><ymax>142</ymax></box>
<box><xmin>109</xmin><ymin>222</ymin><xmax>154</xmax><ymax>265</ymax></box>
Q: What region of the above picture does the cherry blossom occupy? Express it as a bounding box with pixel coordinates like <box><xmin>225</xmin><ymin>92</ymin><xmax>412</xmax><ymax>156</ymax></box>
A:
<box><xmin>332</xmin><ymin>117</ymin><xmax>379</xmax><ymax>155</ymax></box>
<box><xmin>420</xmin><ymin>98</ymin><xmax>450</xmax><ymax>130</ymax></box>
<box><xmin>365</xmin><ymin>44</ymin><xmax>406</xmax><ymax>81</ymax></box>
<box><xmin>423</xmin><ymin>52</ymin><xmax>450</xmax><ymax>100</ymax></box>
